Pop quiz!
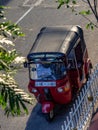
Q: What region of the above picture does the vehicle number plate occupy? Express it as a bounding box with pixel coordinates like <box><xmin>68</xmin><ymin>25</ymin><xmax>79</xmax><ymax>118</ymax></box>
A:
<box><xmin>35</xmin><ymin>82</ymin><xmax>56</xmax><ymax>87</ymax></box>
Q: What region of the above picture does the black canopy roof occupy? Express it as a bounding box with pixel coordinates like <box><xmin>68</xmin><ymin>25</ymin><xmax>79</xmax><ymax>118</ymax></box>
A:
<box><xmin>28</xmin><ymin>25</ymin><xmax>84</xmax><ymax>61</ymax></box>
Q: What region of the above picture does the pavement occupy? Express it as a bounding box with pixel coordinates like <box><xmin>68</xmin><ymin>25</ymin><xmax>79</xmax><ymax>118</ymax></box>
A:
<box><xmin>88</xmin><ymin>111</ymin><xmax>98</xmax><ymax>130</ymax></box>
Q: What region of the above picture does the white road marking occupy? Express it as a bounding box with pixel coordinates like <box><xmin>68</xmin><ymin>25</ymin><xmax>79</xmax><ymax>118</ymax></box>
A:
<box><xmin>15</xmin><ymin>0</ymin><xmax>45</xmax><ymax>24</ymax></box>
<box><xmin>23</xmin><ymin>0</ymin><xmax>30</xmax><ymax>6</ymax></box>
<box><xmin>34</xmin><ymin>0</ymin><xmax>44</xmax><ymax>6</ymax></box>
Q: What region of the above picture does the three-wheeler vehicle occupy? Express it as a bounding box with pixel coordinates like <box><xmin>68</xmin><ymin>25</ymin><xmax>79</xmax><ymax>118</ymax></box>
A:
<box><xmin>24</xmin><ymin>25</ymin><xmax>92</xmax><ymax>121</ymax></box>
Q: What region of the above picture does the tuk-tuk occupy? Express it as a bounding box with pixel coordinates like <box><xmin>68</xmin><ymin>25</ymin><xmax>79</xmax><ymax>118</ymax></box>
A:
<box><xmin>24</xmin><ymin>25</ymin><xmax>92</xmax><ymax>121</ymax></box>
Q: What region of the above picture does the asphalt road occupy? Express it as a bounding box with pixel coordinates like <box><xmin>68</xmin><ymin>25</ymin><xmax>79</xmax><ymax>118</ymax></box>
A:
<box><xmin>0</xmin><ymin>0</ymin><xmax>98</xmax><ymax>130</ymax></box>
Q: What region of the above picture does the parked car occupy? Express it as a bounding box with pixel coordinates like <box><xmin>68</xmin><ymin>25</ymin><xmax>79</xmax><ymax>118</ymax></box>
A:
<box><xmin>24</xmin><ymin>25</ymin><xmax>92</xmax><ymax>121</ymax></box>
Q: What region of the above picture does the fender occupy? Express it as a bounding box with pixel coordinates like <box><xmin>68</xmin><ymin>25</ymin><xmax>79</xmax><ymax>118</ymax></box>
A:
<box><xmin>42</xmin><ymin>102</ymin><xmax>54</xmax><ymax>113</ymax></box>
<box><xmin>84</xmin><ymin>58</ymin><xmax>92</xmax><ymax>75</ymax></box>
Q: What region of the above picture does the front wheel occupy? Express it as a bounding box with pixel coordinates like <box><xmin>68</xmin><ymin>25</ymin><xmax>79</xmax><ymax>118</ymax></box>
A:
<box><xmin>44</xmin><ymin>110</ymin><xmax>54</xmax><ymax>122</ymax></box>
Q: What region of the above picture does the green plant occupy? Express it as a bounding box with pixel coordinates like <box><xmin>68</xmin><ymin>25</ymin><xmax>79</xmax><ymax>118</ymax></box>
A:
<box><xmin>57</xmin><ymin>0</ymin><xmax>98</xmax><ymax>29</ymax></box>
<box><xmin>0</xmin><ymin>6</ymin><xmax>33</xmax><ymax>116</ymax></box>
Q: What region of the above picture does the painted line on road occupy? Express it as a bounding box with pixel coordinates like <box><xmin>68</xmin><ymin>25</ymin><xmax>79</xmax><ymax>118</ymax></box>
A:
<box><xmin>15</xmin><ymin>0</ymin><xmax>45</xmax><ymax>24</ymax></box>
<box><xmin>23</xmin><ymin>0</ymin><xmax>30</xmax><ymax>6</ymax></box>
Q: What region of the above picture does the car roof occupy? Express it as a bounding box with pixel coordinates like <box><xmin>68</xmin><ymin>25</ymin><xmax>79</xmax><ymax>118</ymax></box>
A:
<box><xmin>28</xmin><ymin>25</ymin><xmax>84</xmax><ymax>58</ymax></box>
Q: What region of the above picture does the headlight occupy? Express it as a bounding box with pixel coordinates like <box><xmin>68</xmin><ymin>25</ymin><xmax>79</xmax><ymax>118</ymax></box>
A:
<box><xmin>57</xmin><ymin>87</ymin><xmax>63</xmax><ymax>93</ymax></box>
<box><xmin>32</xmin><ymin>88</ymin><xmax>37</xmax><ymax>93</ymax></box>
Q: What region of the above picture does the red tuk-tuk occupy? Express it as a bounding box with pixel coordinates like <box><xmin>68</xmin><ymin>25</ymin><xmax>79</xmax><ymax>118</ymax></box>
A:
<box><xmin>24</xmin><ymin>25</ymin><xmax>92</xmax><ymax>121</ymax></box>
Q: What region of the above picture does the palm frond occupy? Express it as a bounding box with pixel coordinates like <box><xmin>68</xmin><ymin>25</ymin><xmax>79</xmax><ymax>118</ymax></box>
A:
<box><xmin>0</xmin><ymin>73</ymin><xmax>33</xmax><ymax>116</ymax></box>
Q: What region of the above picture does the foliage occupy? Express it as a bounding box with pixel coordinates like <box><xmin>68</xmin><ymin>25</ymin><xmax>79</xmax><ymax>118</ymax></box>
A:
<box><xmin>0</xmin><ymin>6</ymin><xmax>33</xmax><ymax>116</ymax></box>
<box><xmin>0</xmin><ymin>74</ymin><xmax>32</xmax><ymax>116</ymax></box>
<box><xmin>57</xmin><ymin>0</ymin><xmax>98</xmax><ymax>29</ymax></box>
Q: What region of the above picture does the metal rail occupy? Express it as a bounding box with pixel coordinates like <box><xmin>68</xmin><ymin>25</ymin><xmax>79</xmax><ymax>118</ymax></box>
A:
<box><xmin>62</xmin><ymin>64</ymin><xmax>98</xmax><ymax>130</ymax></box>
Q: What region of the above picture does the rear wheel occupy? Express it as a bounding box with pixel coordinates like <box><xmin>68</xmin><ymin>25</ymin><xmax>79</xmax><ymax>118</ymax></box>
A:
<box><xmin>44</xmin><ymin>109</ymin><xmax>54</xmax><ymax>122</ymax></box>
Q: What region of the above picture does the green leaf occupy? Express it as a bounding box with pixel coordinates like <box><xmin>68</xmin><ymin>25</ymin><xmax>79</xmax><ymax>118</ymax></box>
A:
<box><xmin>0</xmin><ymin>45</ymin><xmax>7</xmax><ymax>52</ymax></box>
<box><xmin>4</xmin><ymin>107</ymin><xmax>10</xmax><ymax>117</ymax></box>
<box><xmin>19</xmin><ymin>99</ymin><xmax>28</xmax><ymax>115</ymax></box>
<box><xmin>0</xmin><ymin>89</ymin><xmax>7</xmax><ymax>109</ymax></box>
<box><xmin>65</xmin><ymin>0</ymin><xmax>70</xmax><ymax>4</ymax></box>
<box><xmin>1</xmin><ymin>86</ymin><xmax>5</xmax><ymax>96</ymax></box>
<box><xmin>0</xmin><ymin>21</ymin><xmax>9</xmax><ymax>27</ymax></box>
<box><xmin>0</xmin><ymin>59</ymin><xmax>10</xmax><ymax>70</ymax></box>
<box><xmin>9</xmin><ymin>90</ymin><xmax>15</xmax><ymax>114</ymax></box>
<box><xmin>79</xmin><ymin>10</ymin><xmax>91</xmax><ymax>15</ymax></box>
<box><xmin>0</xmin><ymin>5</ymin><xmax>31</xmax><ymax>117</ymax></box>
<box><xmin>0</xmin><ymin>21</ymin><xmax>25</xmax><ymax>38</ymax></box>
<box><xmin>72</xmin><ymin>0</ymin><xmax>76</xmax><ymax>4</ymax></box>
<box><xmin>86</xmin><ymin>23</ymin><xmax>94</xmax><ymax>30</ymax></box>
<box><xmin>57</xmin><ymin>0</ymin><xmax>65</xmax><ymax>9</ymax></box>
<box><xmin>2</xmin><ymin>89</ymin><xmax>8</xmax><ymax>108</ymax></box>
<box><xmin>0</xmin><ymin>94</ymin><xmax>3</xmax><ymax>105</ymax></box>
<box><xmin>0</xmin><ymin>6</ymin><xmax>6</xmax><ymax>9</ymax></box>
<box><xmin>15</xmin><ymin>97</ymin><xmax>21</xmax><ymax>115</ymax></box>
<box><xmin>86</xmin><ymin>23</ymin><xmax>90</xmax><ymax>29</ymax></box>
<box><xmin>91</xmin><ymin>25</ymin><xmax>94</xmax><ymax>30</ymax></box>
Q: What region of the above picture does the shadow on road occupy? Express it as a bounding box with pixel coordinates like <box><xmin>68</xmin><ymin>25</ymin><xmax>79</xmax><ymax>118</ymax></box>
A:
<box><xmin>0</xmin><ymin>0</ymin><xmax>12</xmax><ymax>5</ymax></box>
<box><xmin>25</xmin><ymin>103</ymin><xmax>69</xmax><ymax>130</ymax></box>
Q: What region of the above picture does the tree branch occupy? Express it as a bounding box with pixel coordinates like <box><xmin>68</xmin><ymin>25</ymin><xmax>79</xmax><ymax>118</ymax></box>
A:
<box><xmin>94</xmin><ymin>0</ymin><xmax>98</xmax><ymax>21</ymax></box>
<box><xmin>68</xmin><ymin>4</ymin><xmax>98</xmax><ymax>28</ymax></box>
<box><xmin>81</xmin><ymin>14</ymin><xmax>98</xmax><ymax>28</ymax></box>
<box><xmin>87</xmin><ymin>0</ymin><xmax>98</xmax><ymax>21</ymax></box>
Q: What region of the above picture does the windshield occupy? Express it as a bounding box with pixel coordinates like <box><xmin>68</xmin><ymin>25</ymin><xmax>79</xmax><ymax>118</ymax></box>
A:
<box><xmin>29</xmin><ymin>62</ymin><xmax>66</xmax><ymax>80</ymax></box>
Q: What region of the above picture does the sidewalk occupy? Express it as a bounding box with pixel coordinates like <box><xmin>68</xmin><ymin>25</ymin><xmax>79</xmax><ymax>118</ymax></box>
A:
<box><xmin>88</xmin><ymin>112</ymin><xmax>98</xmax><ymax>130</ymax></box>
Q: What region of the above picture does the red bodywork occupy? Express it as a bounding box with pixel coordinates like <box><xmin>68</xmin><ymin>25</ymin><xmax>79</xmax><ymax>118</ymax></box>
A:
<box><xmin>27</xmin><ymin>50</ymin><xmax>92</xmax><ymax>115</ymax></box>
<box><xmin>28</xmin><ymin>76</ymin><xmax>72</xmax><ymax>105</ymax></box>
<box><xmin>26</xmin><ymin>25</ymin><xmax>92</xmax><ymax>115</ymax></box>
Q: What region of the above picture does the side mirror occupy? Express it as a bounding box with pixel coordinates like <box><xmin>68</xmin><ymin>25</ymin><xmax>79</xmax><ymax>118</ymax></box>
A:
<box><xmin>24</xmin><ymin>61</ymin><xmax>28</xmax><ymax>68</ymax></box>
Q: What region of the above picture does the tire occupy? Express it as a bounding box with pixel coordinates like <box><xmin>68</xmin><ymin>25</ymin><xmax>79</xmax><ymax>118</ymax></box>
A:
<box><xmin>44</xmin><ymin>110</ymin><xmax>54</xmax><ymax>122</ymax></box>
